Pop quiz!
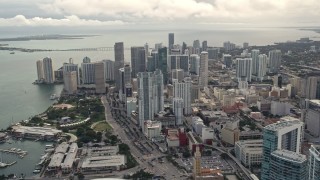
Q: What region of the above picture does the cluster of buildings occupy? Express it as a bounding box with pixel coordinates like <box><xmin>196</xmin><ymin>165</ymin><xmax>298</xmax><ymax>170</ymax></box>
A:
<box><xmin>35</xmin><ymin>33</ymin><xmax>320</xmax><ymax>179</ymax></box>
<box><xmin>11</xmin><ymin>125</ymin><xmax>62</xmax><ymax>141</ymax></box>
<box><xmin>46</xmin><ymin>144</ymin><xmax>126</xmax><ymax>175</ymax></box>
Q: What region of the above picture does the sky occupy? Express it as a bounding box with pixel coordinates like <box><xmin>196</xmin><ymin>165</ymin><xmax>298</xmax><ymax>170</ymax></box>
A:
<box><xmin>0</xmin><ymin>0</ymin><xmax>319</xmax><ymax>27</ymax></box>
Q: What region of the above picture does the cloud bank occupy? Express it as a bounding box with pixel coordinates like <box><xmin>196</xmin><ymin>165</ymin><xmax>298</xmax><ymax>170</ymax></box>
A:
<box><xmin>0</xmin><ymin>15</ymin><xmax>126</xmax><ymax>26</ymax></box>
<box><xmin>0</xmin><ymin>0</ymin><xmax>319</xmax><ymax>26</ymax></box>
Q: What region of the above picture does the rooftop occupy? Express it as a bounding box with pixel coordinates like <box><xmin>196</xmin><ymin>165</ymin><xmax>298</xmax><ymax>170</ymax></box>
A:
<box><xmin>81</xmin><ymin>155</ymin><xmax>126</xmax><ymax>168</ymax></box>
<box><xmin>264</xmin><ymin>120</ymin><xmax>303</xmax><ymax>132</ymax></box>
<box><xmin>12</xmin><ymin>125</ymin><xmax>61</xmax><ymax>136</ymax></box>
<box><xmin>310</xmin><ymin>99</ymin><xmax>320</xmax><ymax>106</ymax></box>
<box><xmin>271</xmin><ymin>149</ymin><xmax>306</xmax><ymax>163</ymax></box>
<box><xmin>61</xmin><ymin>143</ymin><xmax>78</xmax><ymax>169</ymax></box>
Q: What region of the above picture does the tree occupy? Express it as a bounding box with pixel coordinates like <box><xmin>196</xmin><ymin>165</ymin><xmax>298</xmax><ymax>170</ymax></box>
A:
<box><xmin>182</xmin><ymin>150</ymin><xmax>191</xmax><ymax>158</ymax></box>
<box><xmin>76</xmin><ymin>127</ymin><xmax>85</xmax><ymax>137</ymax></box>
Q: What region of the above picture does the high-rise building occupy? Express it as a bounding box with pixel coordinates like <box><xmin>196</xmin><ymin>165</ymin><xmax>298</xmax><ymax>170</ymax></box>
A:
<box><xmin>158</xmin><ymin>47</ymin><xmax>168</xmax><ymax>84</ymax></box>
<box><xmin>257</xmin><ymin>54</ymin><xmax>268</xmax><ymax>81</ymax></box>
<box><xmin>269</xmin><ymin>149</ymin><xmax>307</xmax><ymax>180</ymax></box>
<box><xmin>63</xmin><ymin>71</ymin><xmax>77</xmax><ymax>94</ymax></box>
<box><xmin>307</xmin><ymin>76</ymin><xmax>319</xmax><ymax>99</ymax></box>
<box><xmin>236</xmin><ymin>58</ymin><xmax>252</xmax><ymax>82</ymax></box>
<box><xmin>173</xmin><ymin>98</ymin><xmax>184</xmax><ymax>125</ymax></box>
<box><xmin>308</xmin><ymin>145</ymin><xmax>320</xmax><ymax>180</ymax></box>
<box><xmin>36</xmin><ymin>60</ymin><xmax>44</xmax><ymax>81</ymax></box>
<box><xmin>131</xmin><ymin>46</ymin><xmax>146</xmax><ymax>77</ymax></box>
<box><xmin>153</xmin><ymin>69</ymin><xmax>164</xmax><ymax>114</ymax></box>
<box><xmin>179</xmin><ymin>55</ymin><xmax>189</xmax><ymax>73</ymax></box>
<box><xmin>199</xmin><ymin>51</ymin><xmax>208</xmax><ymax>88</ymax></box>
<box><xmin>251</xmin><ymin>49</ymin><xmax>260</xmax><ymax>75</ymax></box>
<box><xmin>102</xmin><ymin>59</ymin><xmax>114</xmax><ymax>81</ymax></box>
<box><xmin>83</xmin><ymin>56</ymin><xmax>91</xmax><ymax>63</ymax></box>
<box><xmin>190</xmin><ymin>54</ymin><xmax>200</xmax><ymax>75</ymax></box>
<box><xmin>81</xmin><ymin>63</ymin><xmax>95</xmax><ymax>84</ymax></box>
<box><xmin>94</xmin><ymin>62</ymin><xmax>105</xmax><ymax>94</ymax></box>
<box><xmin>207</xmin><ymin>47</ymin><xmax>219</xmax><ymax>60</ymax></box>
<box><xmin>138</xmin><ymin>72</ymin><xmax>154</xmax><ymax>127</ymax></box>
<box><xmin>223</xmin><ymin>41</ymin><xmax>236</xmax><ymax>51</ymax></box>
<box><xmin>193</xmin><ymin>146</ymin><xmax>202</xmax><ymax>177</ymax></box>
<box><xmin>155</xmin><ymin>43</ymin><xmax>162</xmax><ymax>51</ymax></box>
<box><xmin>43</xmin><ymin>57</ymin><xmax>55</xmax><ymax>84</ymax></box>
<box><xmin>168</xmin><ymin>33</ymin><xmax>174</xmax><ymax>53</ymax></box>
<box><xmin>171</xmin><ymin>69</ymin><xmax>184</xmax><ymax>82</ymax></box>
<box><xmin>63</xmin><ymin>63</ymin><xmax>79</xmax><ymax>84</ymax></box>
<box><xmin>223</xmin><ymin>54</ymin><xmax>232</xmax><ymax>68</ymax></box>
<box><xmin>114</xmin><ymin>42</ymin><xmax>124</xmax><ymax>90</ymax></box>
<box><xmin>243</xmin><ymin>42</ymin><xmax>249</xmax><ymax>49</ymax></box>
<box><xmin>147</xmin><ymin>56</ymin><xmax>155</xmax><ymax>72</ymax></box>
<box><xmin>261</xmin><ymin>120</ymin><xmax>303</xmax><ymax>180</ymax></box>
<box><xmin>268</xmin><ymin>50</ymin><xmax>281</xmax><ymax>73</ymax></box>
<box><xmin>305</xmin><ymin>99</ymin><xmax>320</xmax><ymax>137</ymax></box>
<box><xmin>202</xmin><ymin>41</ymin><xmax>207</xmax><ymax>51</ymax></box>
<box><xmin>173</xmin><ymin>77</ymin><xmax>192</xmax><ymax>115</ymax></box>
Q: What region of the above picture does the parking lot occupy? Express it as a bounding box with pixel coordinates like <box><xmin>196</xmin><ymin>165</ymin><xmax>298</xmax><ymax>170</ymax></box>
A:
<box><xmin>176</xmin><ymin>150</ymin><xmax>233</xmax><ymax>173</ymax></box>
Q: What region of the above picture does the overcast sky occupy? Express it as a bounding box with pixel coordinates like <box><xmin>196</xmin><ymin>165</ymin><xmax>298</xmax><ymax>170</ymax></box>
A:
<box><xmin>0</xmin><ymin>0</ymin><xmax>319</xmax><ymax>27</ymax></box>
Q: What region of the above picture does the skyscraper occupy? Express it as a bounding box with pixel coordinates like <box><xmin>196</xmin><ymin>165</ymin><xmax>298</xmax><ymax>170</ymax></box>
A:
<box><xmin>269</xmin><ymin>149</ymin><xmax>307</xmax><ymax>180</ymax></box>
<box><xmin>103</xmin><ymin>59</ymin><xmax>114</xmax><ymax>81</ymax></box>
<box><xmin>307</xmin><ymin>76</ymin><xmax>319</xmax><ymax>99</ymax></box>
<box><xmin>236</xmin><ymin>58</ymin><xmax>252</xmax><ymax>82</ymax></box>
<box><xmin>63</xmin><ymin>71</ymin><xmax>77</xmax><ymax>94</ymax></box>
<box><xmin>308</xmin><ymin>145</ymin><xmax>320</xmax><ymax>180</ymax></box>
<box><xmin>199</xmin><ymin>51</ymin><xmax>208</xmax><ymax>88</ymax></box>
<box><xmin>63</xmin><ymin>62</ymin><xmax>79</xmax><ymax>84</ymax></box>
<box><xmin>36</xmin><ymin>60</ymin><xmax>44</xmax><ymax>81</ymax></box>
<box><xmin>158</xmin><ymin>47</ymin><xmax>168</xmax><ymax>84</ymax></box>
<box><xmin>202</xmin><ymin>40</ymin><xmax>208</xmax><ymax>51</ymax></box>
<box><xmin>119</xmin><ymin>65</ymin><xmax>132</xmax><ymax>102</ymax></box>
<box><xmin>207</xmin><ymin>47</ymin><xmax>219</xmax><ymax>60</ymax></box>
<box><xmin>131</xmin><ymin>46</ymin><xmax>146</xmax><ymax>77</ymax></box>
<box><xmin>95</xmin><ymin>62</ymin><xmax>105</xmax><ymax>94</ymax></box>
<box><xmin>81</xmin><ymin>62</ymin><xmax>95</xmax><ymax>84</ymax></box>
<box><xmin>153</xmin><ymin>69</ymin><xmax>164</xmax><ymax>114</ymax></box>
<box><xmin>83</xmin><ymin>56</ymin><xmax>91</xmax><ymax>63</ymax></box>
<box><xmin>173</xmin><ymin>97</ymin><xmax>184</xmax><ymax>125</ymax></box>
<box><xmin>261</xmin><ymin>120</ymin><xmax>304</xmax><ymax>180</ymax></box>
<box><xmin>269</xmin><ymin>50</ymin><xmax>281</xmax><ymax>73</ymax></box>
<box><xmin>173</xmin><ymin>77</ymin><xmax>192</xmax><ymax>115</ymax></box>
<box><xmin>251</xmin><ymin>49</ymin><xmax>260</xmax><ymax>75</ymax></box>
<box><xmin>43</xmin><ymin>57</ymin><xmax>55</xmax><ymax>84</ymax></box>
<box><xmin>114</xmin><ymin>42</ymin><xmax>124</xmax><ymax>90</ymax></box>
<box><xmin>257</xmin><ymin>54</ymin><xmax>268</xmax><ymax>81</ymax></box>
<box><xmin>190</xmin><ymin>54</ymin><xmax>200</xmax><ymax>75</ymax></box>
<box><xmin>168</xmin><ymin>33</ymin><xmax>174</xmax><ymax>53</ymax></box>
<box><xmin>223</xmin><ymin>54</ymin><xmax>232</xmax><ymax>68</ymax></box>
<box><xmin>138</xmin><ymin>72</ymin><xmax>154</xmax><ymax>127</ymax></box>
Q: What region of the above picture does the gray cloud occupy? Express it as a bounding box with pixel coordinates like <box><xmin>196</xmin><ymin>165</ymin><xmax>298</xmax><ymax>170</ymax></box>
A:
<box><xmin>0</xmin><ymin>0</ymin><xmax>319</xmax><ymax>26</ymax></box>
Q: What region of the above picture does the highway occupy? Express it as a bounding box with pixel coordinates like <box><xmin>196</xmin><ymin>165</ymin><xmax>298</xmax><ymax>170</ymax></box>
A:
<box><xmin>101</xmin><ymin>95</ymin><xmax>185</xmax><ymax>179</ymax></box>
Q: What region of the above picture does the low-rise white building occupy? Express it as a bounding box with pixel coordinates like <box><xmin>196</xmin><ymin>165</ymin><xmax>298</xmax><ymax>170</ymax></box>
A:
<box><xmin>81</xmin><ymin>155</ymin><xmax>126</xmax><ymax>172</ymax></box>
<box><xmin>144</xmin><ymin>120</ymin><xmax>162</xmax><ymax>139</ymax></box>
<box><xmin>235</xmin><ymin>139</ymin><xmax>263</xmax><ymax>167</ymax></box>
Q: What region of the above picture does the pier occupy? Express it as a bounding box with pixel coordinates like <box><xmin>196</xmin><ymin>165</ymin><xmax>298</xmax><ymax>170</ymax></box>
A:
<box><xmin>0</xmin><ymin>148</ymin><xmax>28</xmax><ymax>158</ymax></box>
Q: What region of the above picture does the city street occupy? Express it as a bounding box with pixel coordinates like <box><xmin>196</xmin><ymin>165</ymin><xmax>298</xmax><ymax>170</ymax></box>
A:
<box><xmin>101</xmin><ymin>95</ymin><xmax>186</xmax><ymax>179</ymax></box>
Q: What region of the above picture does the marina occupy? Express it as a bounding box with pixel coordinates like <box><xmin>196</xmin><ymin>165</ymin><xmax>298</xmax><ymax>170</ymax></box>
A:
<box><xmin>0</xmin><ymin>148</ymin><xmax>28</xmax><ymax>158</ymax></box>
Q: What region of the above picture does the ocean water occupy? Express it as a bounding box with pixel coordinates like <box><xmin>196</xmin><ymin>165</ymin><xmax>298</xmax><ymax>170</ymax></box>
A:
<box><xmin>0</xmin><ymin>27</ymin><xmax>318</xmax><ymax>176</ymax></box>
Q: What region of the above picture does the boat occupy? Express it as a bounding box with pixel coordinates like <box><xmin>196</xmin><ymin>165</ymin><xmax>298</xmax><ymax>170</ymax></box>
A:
<box><xmin>0</xmin><ymin>162</ymin><xmax>7</xmax><ymax>168</ymax></box>
<box><xmin>33</xmin><ymin>170</ymin><xmax>40</xmax><ymax>174</ymax></box>
<box><xmin>45</xmin><ymin>144</ymin><xmax>54</xmax><ymax>149</ymax></box>
<box><xmin>49</xmin><ymin>94</ymin><xmax>56</xmax><ymax>100</ymax></box>
<box><xmin>10</xmin><ymin>52</ymin><xmax>15</xmax><ymax>54</ymax></box>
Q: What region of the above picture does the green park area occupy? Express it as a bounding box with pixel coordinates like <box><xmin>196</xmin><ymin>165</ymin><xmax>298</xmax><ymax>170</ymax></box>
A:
<box><xmin>92</xmin><ymin>121</ymin><xmax>113</xmax><ymax>132</ymax></box>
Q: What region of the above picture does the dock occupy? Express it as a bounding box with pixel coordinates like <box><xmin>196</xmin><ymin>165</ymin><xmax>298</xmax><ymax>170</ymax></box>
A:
<box><xmin>0</xmin><ymin>148</ymin><xmax>28</xmax><ymax>158</ymax></box>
